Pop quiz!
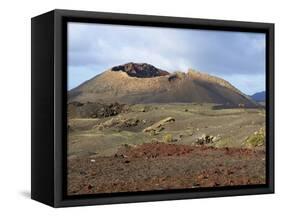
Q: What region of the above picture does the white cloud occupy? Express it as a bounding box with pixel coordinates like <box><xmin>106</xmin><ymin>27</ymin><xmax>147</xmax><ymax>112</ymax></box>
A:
<box><xmin>67</xmin><ymin>22</ymin><xmax>266</xmax><ymax>95</ymax></box>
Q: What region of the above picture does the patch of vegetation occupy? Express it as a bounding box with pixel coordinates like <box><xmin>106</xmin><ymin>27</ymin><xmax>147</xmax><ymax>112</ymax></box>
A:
<box><xmin>245</xmin><ymin>128</ymin><xmax>265</xmax><ymax>148</ymax></box>
<box><xmin>174</xmin><ymin>71</ymin><xmax>186</xmax><ymax>79</ymax></box>
<box><xmin>163</xmin><ymin>133</ymin><xmax>174</xmax><ymax>143</ymax></box>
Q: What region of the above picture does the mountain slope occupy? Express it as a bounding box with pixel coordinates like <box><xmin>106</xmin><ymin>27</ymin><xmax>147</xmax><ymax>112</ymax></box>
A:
<box><xmin>68</xmin><ymin>63</ymin><xmax>258</xmax><ymax>107</ymax></box>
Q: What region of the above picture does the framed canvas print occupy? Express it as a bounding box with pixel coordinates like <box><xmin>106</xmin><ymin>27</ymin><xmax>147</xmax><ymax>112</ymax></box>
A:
<box><xmin>31</xmin><ymin>9</ymin><xmax>274</xmax><ymax>207</ymax></box>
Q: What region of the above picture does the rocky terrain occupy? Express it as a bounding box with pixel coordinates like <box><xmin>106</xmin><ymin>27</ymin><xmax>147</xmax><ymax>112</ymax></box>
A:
<box><xmin>68</xmin><ymin>101</ymin><xmax>127</xmax><ymax>119</ymax></box>
<box><xmin>68</xmin><ymin>143</ymin><xmax>265</xmax><ymax>195</ymax></box>
<box><xmin>68</xmin><ymin>102</ymin><xmax>266</xmax><ymax>195</ymax></box>
<box><xmin>111</xmin><ymin>62</ymin><xmax>170</xmax><ymax>78</ymax></box>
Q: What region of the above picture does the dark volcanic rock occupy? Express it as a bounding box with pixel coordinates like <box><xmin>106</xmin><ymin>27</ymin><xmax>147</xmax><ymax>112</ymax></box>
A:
<box><xmin>68</xmin><ymin>102</ymin><xmax>127</xmax><ymax>119</ymax></box>
<box><xmin>111</xmin><ymin>62</ymin><xmax>169</xmax><ymax>78</ymax></box>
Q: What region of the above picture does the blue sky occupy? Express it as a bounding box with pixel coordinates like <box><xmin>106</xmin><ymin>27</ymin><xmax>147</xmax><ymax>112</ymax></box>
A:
<box><xmin>68</xmin><ymin>22</ymin><xmax>266</xmax><ymax>95</ymax></box>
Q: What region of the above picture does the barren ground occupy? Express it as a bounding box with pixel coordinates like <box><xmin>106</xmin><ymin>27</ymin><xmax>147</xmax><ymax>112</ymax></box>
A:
<box><xmin>67</xmin><ymin>103</ymin><xmax>266</xmax><ymax>195</ymax></box>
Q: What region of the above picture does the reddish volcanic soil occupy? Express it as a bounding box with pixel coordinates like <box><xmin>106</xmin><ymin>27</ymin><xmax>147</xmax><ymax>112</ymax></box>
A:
<box><xmin>67</xmin><ymin>143</ymin><xmax>266</xmax><ymax>195</ymax></box>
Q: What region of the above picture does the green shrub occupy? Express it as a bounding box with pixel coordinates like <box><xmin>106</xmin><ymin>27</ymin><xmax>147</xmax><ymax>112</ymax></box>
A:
<box><xmin>245</xmin><ymin>128</ymin><xmax>265</xmax><ymax>148</ymax></box>
<box><xmin>163</xmin><ymin>134</ymin><xmax>173</xmax><ymax>143</ymax></box>
<box><xmin>174</xmin><ymin>71</ymin><xmax>186</xmax><ymax>79</ymax></box>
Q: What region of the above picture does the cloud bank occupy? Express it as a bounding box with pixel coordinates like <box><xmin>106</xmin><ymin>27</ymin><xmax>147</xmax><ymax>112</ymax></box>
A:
<box><xmin>68</xmin><ymin>22</ymin><xmax>266</xmax><ymax>95</ymax></box>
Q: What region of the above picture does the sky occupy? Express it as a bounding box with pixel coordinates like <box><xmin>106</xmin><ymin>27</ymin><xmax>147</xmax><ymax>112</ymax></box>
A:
<box><xmin>67</xmin><ymin>22</ymin><xmax>266</xmax><ymax>95</ymax></box>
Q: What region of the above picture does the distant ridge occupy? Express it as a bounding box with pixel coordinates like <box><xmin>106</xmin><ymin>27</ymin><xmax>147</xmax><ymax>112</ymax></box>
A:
<box><xmin>251</xmin><ymin>91</ymin><xmax>265</xmax><ymax>102</ymax></box>
<box><xmin>69</xmin><ymin>63</ymin><xmax>259</xmax><ymax>107</ymax></box>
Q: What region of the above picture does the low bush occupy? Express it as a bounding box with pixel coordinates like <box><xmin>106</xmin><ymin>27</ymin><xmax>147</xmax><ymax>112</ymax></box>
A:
<box><xmin>245</xmin><ymin>128</ymin><xmax>265</xmax><ymax>148</ymax></box>
<box><xmin>163</xmin><ymin>134</ymin><xmax>174</xmax><ymax>143</ymax></box>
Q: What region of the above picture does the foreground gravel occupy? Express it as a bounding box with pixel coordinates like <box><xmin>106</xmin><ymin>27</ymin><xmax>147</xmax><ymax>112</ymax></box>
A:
<box><xmin>68</xmin><ymin>143</ymin><xmax>266</xmax><ymax>195</ymax></box>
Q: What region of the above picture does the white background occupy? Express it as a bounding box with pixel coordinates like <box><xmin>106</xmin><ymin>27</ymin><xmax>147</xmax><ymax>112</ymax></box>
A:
<box><xmin>0</xmin><ymin>0</ymin><xmax>279</xmax><ymax>216</ymax></box>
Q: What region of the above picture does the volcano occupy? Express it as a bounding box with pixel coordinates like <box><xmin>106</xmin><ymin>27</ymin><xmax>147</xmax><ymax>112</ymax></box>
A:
<box><xmin>68</xmin><ymin>63</ymin><xmax>258</xmax><ymax>107</ymax></box>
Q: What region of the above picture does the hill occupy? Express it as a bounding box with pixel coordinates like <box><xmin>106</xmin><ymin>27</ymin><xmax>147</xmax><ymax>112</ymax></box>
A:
<box><xmin>68</xmin><ymin>63</ymin><xmax>258</xmax><ymax>107</ymax></box>
<box><xmin>251</xmin><ymin>91</ymin><xmax>265</xmax><ymax>102</ymax></box>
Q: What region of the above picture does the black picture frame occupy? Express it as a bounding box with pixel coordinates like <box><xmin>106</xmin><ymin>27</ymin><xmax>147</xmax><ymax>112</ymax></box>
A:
<box><xmin>31</xmin><ymin>9</ymin><xmax>274</xmax><ymax>207</ymax></box>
